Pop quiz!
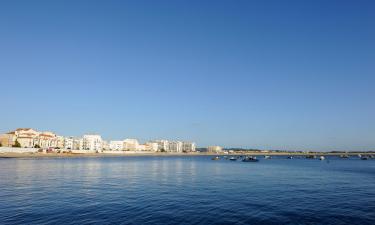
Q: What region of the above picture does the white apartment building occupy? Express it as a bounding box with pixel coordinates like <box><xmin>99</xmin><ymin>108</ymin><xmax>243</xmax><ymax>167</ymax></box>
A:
<box><xmin>73</xmin><ymin>138</ymin><xmax>84</xmax><ymax>150</ymax></box>
<box><xmin>207</xmin><ymin>146</ymin><xmax>223</xmax><ymax>153</ymax></box>
<box><xmin>83</xmin><ymin>135</ymin><xmax>103</xmax><ymax>151</ymax></box>
<box><xmin>64</xmin><ymin>137</ymin><xmax>74</xmax><ymax>149</ymax></box>
<box><xmin>123</xmin><ymin>139</ymin><xmax>139</xmax><ymax>151</ymax></box>
<box><xmin>182</xmin><ymin>142</ymin><xmax>196</xmax><ymax>152</ymax></box>
<box><xmin>36</xmin><ymin>132</ymin><xmax>59</xmax><ymax>149</ymax></box>
<box><xmin>56</xmin><ymin>136</ymin><xmax>65</xmax><ymax>149</ymax></box>
<box><xmin>168</xmin><ymin>141</ymin><xmax>183</xmax><ymax>152</ymax></box>
<box><xmin>154</xmin><ymin>140</ymin><xmax>169</xmax><ymax>152</ymax></box>
<box><xmin>145</xmin><ymin>142</ymin><xmax>158</xmax><ymax>151</ymax></box>
<box><xmin>109</xmin><ymin>141</ymin><xmax>124</xmax><ymax>151</ymax></box>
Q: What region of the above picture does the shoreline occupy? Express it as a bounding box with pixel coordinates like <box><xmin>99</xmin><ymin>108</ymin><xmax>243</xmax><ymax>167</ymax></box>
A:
<box><xmin>0</xmin><ymin>152</ymin><xmax>374</xmax><ymax>158</ymax></box>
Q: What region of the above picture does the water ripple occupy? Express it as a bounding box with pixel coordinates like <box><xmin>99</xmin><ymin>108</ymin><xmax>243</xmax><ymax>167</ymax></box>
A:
<box><xmin>0</xmin><ymin>156</ymin><xmax>374</xmax><ymax>224</ymax></box>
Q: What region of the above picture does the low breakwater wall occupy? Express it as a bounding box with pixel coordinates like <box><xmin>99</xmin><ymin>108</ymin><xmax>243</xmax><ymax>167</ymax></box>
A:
<box><xmin>71</xmin><ymin>150</ymin><xmax>97</xmax><ymax>154</ymax></box>
<box><xmin>101</xmin><ymin>151</ymin><xmax>154</xmax><ymax>154</ymax></box>
<box><xmin>0</xmin><ymin>147</ymin><xmax>38</xmax><ymax>153</ymax></box>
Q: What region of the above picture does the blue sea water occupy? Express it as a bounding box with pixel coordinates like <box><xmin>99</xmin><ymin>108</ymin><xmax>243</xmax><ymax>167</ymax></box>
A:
<box><xmin>0</xmin><ymin>156</ymin><xmax>374</xmax><ymax>225</ymax></box>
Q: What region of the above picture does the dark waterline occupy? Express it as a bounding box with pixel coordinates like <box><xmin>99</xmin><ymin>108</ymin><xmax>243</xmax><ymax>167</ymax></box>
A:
<box><xmin>0</xmin><ymin>156</ymin><xmax>374</xmax><ymax>225</ymax></box>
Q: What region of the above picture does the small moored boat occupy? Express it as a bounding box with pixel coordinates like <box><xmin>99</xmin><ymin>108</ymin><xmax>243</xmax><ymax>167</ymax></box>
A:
<box><xmin>212</xmin><ymin>156</ymin><xmax>220</xmax><ymax>160</ymax></box>
<box><xmin>320</xmin><ymin>156</ymin><xmax>325</xmax><ymax>160</ymax></box>
<box><xmin>229</xmin><ymin>157</ymin><xmax>237</xmax><ymax>161</ymax></box>
<box><xmin>242</xmin><ymin>156</ymin><xmax>259</xmax><ymax>162</ymax></box>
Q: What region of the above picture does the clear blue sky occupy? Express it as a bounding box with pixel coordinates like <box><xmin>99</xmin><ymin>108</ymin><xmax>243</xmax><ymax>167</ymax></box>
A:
<box><xmin>1</xmin><ymin>0</ymin><xmax>374</xmax><ymax>151</ymax></box>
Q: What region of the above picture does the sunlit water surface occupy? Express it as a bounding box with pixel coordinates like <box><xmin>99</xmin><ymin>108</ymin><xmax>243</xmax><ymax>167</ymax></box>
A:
<box><xmin>0</xmin><ymin>156</ymin><xmax>374</xmax><ymax>225</ymax></box>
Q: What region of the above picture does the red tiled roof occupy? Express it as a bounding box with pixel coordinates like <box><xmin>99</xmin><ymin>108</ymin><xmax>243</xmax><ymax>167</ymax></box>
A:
<box><xmin>16</xmin><ymin>128</ymin><xmax>32</xmax><ymax>131</ymax></box>
<box><xmin>18</xmin><ymin>133</ymin><xmax>34</xmax><ymax>137</ymax></box>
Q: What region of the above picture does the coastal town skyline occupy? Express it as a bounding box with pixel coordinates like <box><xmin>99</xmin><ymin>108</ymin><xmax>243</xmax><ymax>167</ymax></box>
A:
<box><xmin>0</xmin><ymin>128</ymin><xmax>201</xmax><ymax>153</ymax></box>
<box><xmin>0</xmin><ymin>127</ymin><xmax>373</xmax><ymax>152</ymax></box>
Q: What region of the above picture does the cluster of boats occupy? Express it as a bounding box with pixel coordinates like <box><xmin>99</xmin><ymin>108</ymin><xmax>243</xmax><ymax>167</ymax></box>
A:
<box><xmin>305</xmin><ymin>154</ymin><xmax>374</xmax><ymax>160</ymax></box>
<box><xmin>211</xmin><ymin>154</ymin><xmax>375</xmax><ymax>161</ymax></box>
<box><xmin>305</xmin><ymin>155</ymin><xmax>325</xmax><ymax>160</ymax></box>
<box><xmin>211</xmin><ymin>155</ymin><xmax>303</xmax><ymax>162</ymax></box>
<box><xmin>358</xmin><ymin>154</ymin><xmax>374</xmax><ymax>160</ymax></box>
<box><xmin>212</xmin><ymin>155</ymin><xmax>259</xmax><ymax>162</ymax></box>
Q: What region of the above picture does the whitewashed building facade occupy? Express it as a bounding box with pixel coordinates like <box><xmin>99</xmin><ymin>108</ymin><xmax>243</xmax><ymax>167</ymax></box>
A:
<box><xmin>168</xmin><ymin>141</ymin><xmax>183</xmax><ymax>152</ymax></box>
<box><xmin>182</xmin><ymin>142</ymin><xmax>196</xmax><ymax>152</ymax></box>
<box><xmin>123</xmin><ymin>139</ymin><xmax>139</xmax><ymax>151</ymax></box>
<box><xmin>207</xmin><ymin>146</ymin><xmax>223</xmax><ymax>153</ymax></box>
<box><xmin>109</xmin><ymin>141</ymin><xmax>124</xmax><ymax>151</ymax></box>
<box><xmin>83</xmin><ymin>135</ymin><xmax>103</xmax><ymax>151</ymax></box>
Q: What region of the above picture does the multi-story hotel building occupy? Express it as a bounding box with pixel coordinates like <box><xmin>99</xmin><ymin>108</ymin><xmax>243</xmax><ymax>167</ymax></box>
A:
<box><xmin>64</xmin><ymin>137</ymin><xmax>74</xmax><ymax>149</ymax></box>
<box><xmin>123</xmin><ymin>139</ymin><xmax>139</xmax><ymax>151</ymax></box>
<box><xmin>182</xmin><ymin>142</ymin><xmax>196</xmax><ymax>152</ymax></box>
<box><xmin>145</xmin><ymin>142</ymin><xmax>159</xmax><ymax>151</ymax></box>
<box><xmin>168</xmin><ymin>141</ymin><xmax>183</xmax><ymax>152</ymax></box>
<box><xmin>154</xmin><ymin>140</ymin><xmax>169</xmax><ymax>152</ymax></box>
<box><xmin>83</xmin><ymin>135</ymin><xmax>103</xmax><ymax>151</ymax></box>
<box><xmin>73</xmin><ymin>138</ymin><xmax>84</xmax><ymax>150</ymax></box>
<box><xmin>36</xmin><ymin>132</ymin><xmax>57</xmax><ymax>148</ymax></box>
<box><xmin>13</xmin><ymin>128</ymin><xmax>39</xmax><ymax>148</ymax></box>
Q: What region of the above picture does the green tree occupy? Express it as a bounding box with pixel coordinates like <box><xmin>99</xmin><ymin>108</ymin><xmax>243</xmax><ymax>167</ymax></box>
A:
<box><xmin>0</xmin><ymin>142</ymin><xmax>2</xmax><ymax>147</ymax></box>
<box><xmin>34</xmin><ymin>144</ymin><xmax>41</xmax><ymax>148</ymax></box>
<box><xmin>12</xmin><ymin>140</ymin><xmax>21</xmax><ymax>148</ymax></box>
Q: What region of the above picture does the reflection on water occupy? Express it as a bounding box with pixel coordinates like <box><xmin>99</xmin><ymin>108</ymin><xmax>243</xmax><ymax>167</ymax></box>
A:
<box><xmin>0</xmin><ymin>156</ymin><xmax>374</xmax><ymax>225</ymax></box>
